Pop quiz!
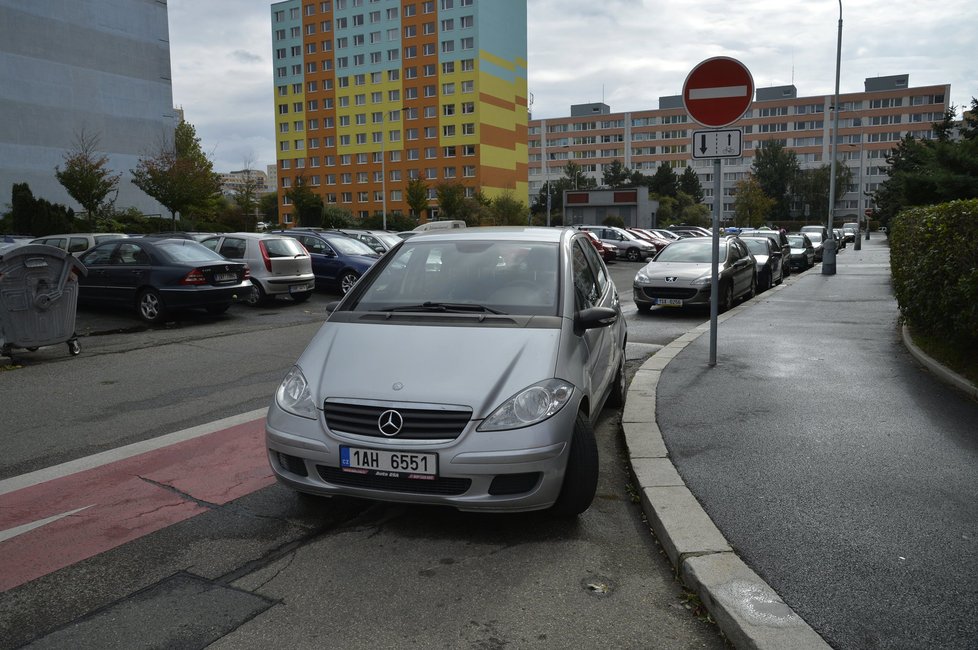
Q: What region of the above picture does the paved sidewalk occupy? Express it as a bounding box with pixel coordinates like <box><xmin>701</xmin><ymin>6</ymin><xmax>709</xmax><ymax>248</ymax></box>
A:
<box><xmin>624</xmin><ymin>235</ymin><xmax>978</xmax><ymax>649</ymax></box>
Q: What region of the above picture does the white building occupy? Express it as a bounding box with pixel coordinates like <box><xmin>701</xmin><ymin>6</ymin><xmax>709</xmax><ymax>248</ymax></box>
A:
<box><xmin>0</xmin><ymin>0</ymin><xmax>178</xmax><ymax>217</ymax></box>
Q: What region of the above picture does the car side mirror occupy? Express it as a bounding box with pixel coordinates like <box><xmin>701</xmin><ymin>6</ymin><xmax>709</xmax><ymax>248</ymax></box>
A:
<box><xmin>575</xmin><ymin>306</ymin><xmax>618</xmax><ymax>333</ymax></box>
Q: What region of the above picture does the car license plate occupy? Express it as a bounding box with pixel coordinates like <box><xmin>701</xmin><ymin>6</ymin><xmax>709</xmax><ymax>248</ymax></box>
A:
<box><xmin>340</xmin><ymin>446</ymin><xmax>438</xmax><ymax>479</ymax></box>
<box><xmin>289</xmin><ymin>283</ymin><xmax>312</xmax><ymax>294</ymax></box>
<box><xmin>214</xmin><ymin>272</ymin><xmax>237</xmax><ymax>282</ymax></box>
<box><xmin>656</xmin><ymin>298</ymin><xmax>683</xmax><ymax>306</ymax></box>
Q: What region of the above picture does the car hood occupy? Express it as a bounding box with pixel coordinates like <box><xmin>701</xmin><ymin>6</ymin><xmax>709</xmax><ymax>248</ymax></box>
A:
<box><xmin>789</xmin><ymin>247</ymin><xmax>808</xmax><ymax>254</ymax></box>
<box><xmin>638</xmin><ymin>262</ymin><xmax>715</xmax><ymax>281</ymax></box>
<box><xmin>299</xmin><ymin>320</ymin><xmax>561</xmax><ymax>419</ymax></box>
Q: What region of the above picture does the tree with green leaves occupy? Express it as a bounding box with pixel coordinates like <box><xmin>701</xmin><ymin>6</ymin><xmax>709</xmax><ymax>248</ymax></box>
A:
<box><xmin>872</xmin><ymin>98</ymin><xmax>978</xmax><ymax>227</ymax></box>
<box><xmin>679</xmin><ymin>166</ymin><xmax>705</xmax><ymax>203</ymax></box>
<box><xmin>322</xmin><ymin>206</ymin><xmax>354</xmax><ymax>229</ymax></box>
<box><xmin>406</xmin><ymin>175</ymin><xmax>429</xmax><ymax>221</ymax></box>
<box><xmin>5</xmin><ymin>183</ymin><xmax>75</xmax><ymax>236</ymax></box>
<box><xmin>259</xmin><ymin>192</ymin><xmax>279</xmax><ymax>225</ymax></box>
<box><xmin>732</xmin><ymin>176</ymin><xmax>775</xmax><ymax>227</ymax></box>
<box><xmin>487</xmin><ymin>192</ymin><xmax>529</xmax><ymax>226</ymax></box>
<box><xmin>562</xmin><ymin>161</ymin><xmax>594</xmax><ymax>190</ymax></box>
<box><xmin>286</xmin><ymin>175</ymin><xmax>324</xmax><ymax>227</ymax></box>
<box><xmin>751</xmin><ymin>140</ymin><xmax>799</xmax><ymax>218</ymax></box>
<box><xmin>231</xmin><ymin>156</ymin><xmax>264</xmax><ymax>232</ymax></box>
<box><xmin>648</xmin><ymin>164</ymin><xmax>678</xmax><ymax>198</ymax></box>
<box><xmin>131</xmin><ymin>119</ymin><xmax>221</xmax><ymax>227</ymax></box>
<box><xmin>792</xmin><ymin>163</ymin><xmax>853</xmax><ymax>223</ymax></box>
<box><xmin>55</xmin><ymin>129</ymin><xmax>121</xmax><ymax>231</ymax></box>
<box><xmin>602</xmin><ymin>159</ymin><xmax>632</xmax><ymax>188</ymax></box>
<box><xmin>435</xmin><ymin>182</ymin><xmax>467</xmax><ymax>220</ymax></box>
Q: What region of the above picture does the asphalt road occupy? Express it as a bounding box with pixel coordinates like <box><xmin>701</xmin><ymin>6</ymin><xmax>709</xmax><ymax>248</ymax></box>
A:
<box><xmin>0</xmin><ymin>259</ymin><xmax>730</xmax><ymax>648</ymax></box>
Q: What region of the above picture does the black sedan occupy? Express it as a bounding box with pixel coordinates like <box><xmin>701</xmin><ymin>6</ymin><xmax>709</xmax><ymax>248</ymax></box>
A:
<box><xmin>740</xmin><ymin>236</ymin><xmax>784</xmax><ymax>291</ymax></box>
<box><xmin>77</xmin><ymin>238</ymin><xmax>252</xmax><ymax>324</ymax></box>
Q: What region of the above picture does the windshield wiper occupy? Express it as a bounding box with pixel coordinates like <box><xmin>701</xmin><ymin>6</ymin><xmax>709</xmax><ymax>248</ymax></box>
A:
<box><xmin>383</xmin><ymin>301</ymin><xmax>507</xmax><ymax>315</ymax></box>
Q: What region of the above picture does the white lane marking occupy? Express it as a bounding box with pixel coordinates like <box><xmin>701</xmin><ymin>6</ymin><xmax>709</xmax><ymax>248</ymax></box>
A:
<box><xmin>689</xmin><ymin>85</ymin><xmax>748</xmax><ymax>100</ymax></box>
<box><xmin>0</xmin><ymin>408</ymin><xmax>267</xmax><ymax>497</ymax></box>
<box><xmin>0</xmin><ymin>505</ymin><xmax>94</xmax><ymax>543</ymax></box>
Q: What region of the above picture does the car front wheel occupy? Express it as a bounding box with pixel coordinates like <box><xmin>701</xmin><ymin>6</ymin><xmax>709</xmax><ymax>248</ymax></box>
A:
<box><xmin>551</xmin><ymin>411</ymin><xmax>599</xmax><ymax>517</ymax></box>
<box><xmin>625</xmin><ymin>247</ymin><xmax>642</xmax><ymax>262</ymax></box>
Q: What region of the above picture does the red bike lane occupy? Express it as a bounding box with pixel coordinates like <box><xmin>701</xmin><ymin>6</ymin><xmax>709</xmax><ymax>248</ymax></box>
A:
<box><xmin>0</xmin><ymin>416</ymin><xmax>274</xmax><ymax>592</ymax></box>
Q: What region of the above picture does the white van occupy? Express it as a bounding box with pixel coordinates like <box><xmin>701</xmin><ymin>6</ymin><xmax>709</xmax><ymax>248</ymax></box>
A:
<box><xmin>412</xmin><ymin>220</ymin><xmax>467</xmax><ymax>231</ymax></box>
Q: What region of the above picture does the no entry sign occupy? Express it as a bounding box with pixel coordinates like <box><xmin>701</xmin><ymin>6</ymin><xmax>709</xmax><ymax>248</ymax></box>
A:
<box><xmin>683</xmin><ymin>57</ymin><xmax>754</xmax><ymax>128</ymax></box>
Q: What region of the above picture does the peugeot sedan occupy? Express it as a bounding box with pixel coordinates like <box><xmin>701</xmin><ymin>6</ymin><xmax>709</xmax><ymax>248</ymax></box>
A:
<box><xmin>266</xmin><ymin>227</ymin><xmax>627</xmax><ymax>516</ymax></box>
<box><xmin>633</xmin><ymin>236</ymin><xmax>756</xmax><ymax>312</ymax></box>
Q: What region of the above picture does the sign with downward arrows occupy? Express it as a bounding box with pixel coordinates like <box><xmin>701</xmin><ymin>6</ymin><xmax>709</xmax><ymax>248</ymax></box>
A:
<box><xmin>691</xmin><ymin>129</ymin><xmax>743</xmax><ymax>159</ymax></box>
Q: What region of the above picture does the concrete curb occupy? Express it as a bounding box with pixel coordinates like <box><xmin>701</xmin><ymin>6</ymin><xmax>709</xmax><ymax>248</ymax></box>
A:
<box><xmin>624</xmin><ymin>284</ymin><xmax>831</xmax><ymax>650</ymax></box>
<box><xmin>901</xmin><ymin>325</ymin><xmax>978</xmax><ymax>401</ymax></box>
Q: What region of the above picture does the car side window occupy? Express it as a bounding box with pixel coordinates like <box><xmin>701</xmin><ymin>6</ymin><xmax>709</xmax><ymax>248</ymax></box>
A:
<box><xmin>300</xmin><ymin>236</ymin><xmax>326</xmax><ymax>254</ymax></box>
<box><xmin>578</xmin><ymin>237</ymin><xmax>609</xmax><ymax>295</ymax></box>
<box><xmin>572</xmin><ymin>241</ymin><xmax>600</xmax><ymax>310</ymax></box>
<box><xmin>68</xmin><ymin>237</ymin><xmax>88</xmax><ymax>253</ymax></box>
<box><xmin>220</xmin><ymin>238</ymin><xmax>246</xmax><ymax>259</ymax></box>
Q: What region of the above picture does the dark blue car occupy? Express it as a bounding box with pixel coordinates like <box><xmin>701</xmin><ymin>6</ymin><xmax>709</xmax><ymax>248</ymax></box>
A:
<box><xmin>272</xmin><ymin>229</ymin><xmax>379</xmax><ymax>294</ymax></box>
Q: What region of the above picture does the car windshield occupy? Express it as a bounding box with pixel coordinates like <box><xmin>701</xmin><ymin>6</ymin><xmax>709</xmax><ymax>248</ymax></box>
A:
<box><xmin>742</xmin><ymin>238</ymin><xmax>770</xmax><ymax>255</ymax></box>
<box><xmin>652</xmin><ymin>240</ymin><xmax>721</xmax><ymax>263</ymax></box>
<box><xmin>327</xmin><ymin>235</ymin><xmax>378</xmax><ymax>256</ymax></box>
<box><xmin>263</xmin><ymin>237</ymin><xmax>307</xmax><ymax>257</ymax></box>
<box><xmin>155</xmin><ymin>240</ymin><xmax>227</xmax><ymax>262</ymax></box>
<box><xmin>806</xmin><ymin>233</ymin><xmax>823</xmax><ymax>244</ymax></box>
<box><xmin>787</xmin><ymin>236</ymin><xmax>807</xmax><ymax>246</ymax></box>
<box><xmin>350</xmin><ymin>240</ymin><xmax>559</xmax><ymax>317</ymax></box>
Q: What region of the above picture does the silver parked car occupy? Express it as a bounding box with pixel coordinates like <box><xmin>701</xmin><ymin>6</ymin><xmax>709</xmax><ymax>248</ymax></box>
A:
<box><xmin>200</xmin><ymin>232</ymin><xmax>315</xmax><ymax>305</ymax></box>
<box><xmin>633</xmin><ymin>236</ymin><xmax>756</xmax><ymax>312</ymax></box>
<box><xmin>266</xmin><ymin>227</ymin><xmax>627</xmax><ymax>516</ymax></box>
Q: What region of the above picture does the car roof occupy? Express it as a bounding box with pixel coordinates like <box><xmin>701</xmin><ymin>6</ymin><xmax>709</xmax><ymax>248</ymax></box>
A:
<box><xmin>401</xmin><ymin>226</ymin><xmax>565</xmax><ymax>244</ymax></box>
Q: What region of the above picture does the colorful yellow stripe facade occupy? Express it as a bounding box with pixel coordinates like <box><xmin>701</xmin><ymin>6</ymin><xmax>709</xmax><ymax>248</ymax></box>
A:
<box><xmin>270</xmin><ymin>0</ymin><xmax>527</xmax><ymax>222</ymax></box>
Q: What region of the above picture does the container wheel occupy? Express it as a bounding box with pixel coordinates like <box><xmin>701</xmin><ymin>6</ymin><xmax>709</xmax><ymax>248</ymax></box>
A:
<box><xmin>68</xmin><ymin>339</ymin><xmax>81</xmax><ymax>356</ymax></box>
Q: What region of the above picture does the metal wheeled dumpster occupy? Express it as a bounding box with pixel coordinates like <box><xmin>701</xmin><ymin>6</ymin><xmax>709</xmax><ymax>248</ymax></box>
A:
<box><xmin>0</xmin><ymin>244</ymin><xmax>88</xmax><ymax>360</ymax></box>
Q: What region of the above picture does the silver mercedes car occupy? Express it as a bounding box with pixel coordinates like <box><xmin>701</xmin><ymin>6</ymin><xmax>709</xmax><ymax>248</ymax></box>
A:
<box><xmin>266</xmin><ymin>227</ymin><xmax>627</xmax><ymax>515</ymax></box>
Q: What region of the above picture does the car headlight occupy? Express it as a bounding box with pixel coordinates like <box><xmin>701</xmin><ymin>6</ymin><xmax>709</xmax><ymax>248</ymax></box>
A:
<box><xmin>478</xmin><ymin>379</ymin><xmax>574</xmax><ymax>431</ymax></box>
<box><xmin>691</xmin><ymin>275</ymin><xmax>712</xmax><ymax>286</ymax></box>
<box><xmin>635</xmin><ymin>270</ymin><xmax>650</xmax><ymax>283</ymax></box>
<box><xmin>275</xmin><ymin>366</ymin><xmax>319</xmax><ymax>419</ymax></box>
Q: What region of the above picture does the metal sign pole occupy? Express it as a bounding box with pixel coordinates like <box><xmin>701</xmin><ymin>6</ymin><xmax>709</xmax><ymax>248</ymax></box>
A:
<box><xmin>709</xmin><ymin>157</ymin><xmax>721</xmax><ymax>366</ymax></box>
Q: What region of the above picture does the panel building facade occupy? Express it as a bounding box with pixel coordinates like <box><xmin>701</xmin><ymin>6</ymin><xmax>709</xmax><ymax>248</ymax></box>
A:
<box><xmin>529</xmin><ymin>75</ymin><xmax>950</xmax><ymax>225</ymax></box>
<box><xmin>0</xmin><ymin>0</ymin><xmax>176</xmax><ymax>217</ymax></box>
<box><xmin>270</xmin><ymin>0</ymin><xmax>527</xmax><ymax>224</ymax></box>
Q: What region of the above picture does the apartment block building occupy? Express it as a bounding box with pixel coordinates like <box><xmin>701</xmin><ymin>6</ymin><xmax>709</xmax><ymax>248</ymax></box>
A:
<box><xmin>0</xmin><ymin>0</ymin><xmax>177</xmax><ymax>217</ymax></box>
<box><xmin>270</xmin><ymin>0</ymin><xmax>527</xmax><ymax>224</ymax></box>
<box><xmin>529</xmin><ymin>75</ymin><xmax>950</xmax><ymax>224</ymax></box>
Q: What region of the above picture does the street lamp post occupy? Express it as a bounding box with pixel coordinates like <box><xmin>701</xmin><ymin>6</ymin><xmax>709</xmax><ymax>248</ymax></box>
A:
<box><xmin>381</xmin><ymin>111</ymin><xmax>387</xmax><ymax>231</ymax></box>
<box><xmin>542</xmin><ymin>119</ymin><xmax>551</xmax><ymax>227</ymax></box>
<box><xmin>847</xmin><ymin>140</ymin><xmax>864</xmax><ymax>250</ymax></box>
<box><xmin>823</xmin><ymin>0</ymin><xmax>843</xmax><ymax>275</ymax></box>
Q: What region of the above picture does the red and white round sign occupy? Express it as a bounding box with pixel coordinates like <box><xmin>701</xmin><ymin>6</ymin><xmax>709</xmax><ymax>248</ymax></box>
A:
<box><xmin>683</xmin><ymin>57</ymin><xmax>754</xmax><ymax>128</ymax></box>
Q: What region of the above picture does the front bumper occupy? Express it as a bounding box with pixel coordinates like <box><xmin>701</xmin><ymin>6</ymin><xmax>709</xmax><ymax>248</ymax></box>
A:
<box><xmin>265</xmin><ymin>397</ymin><xmax>581</xmax><ymax>512</ymax></box>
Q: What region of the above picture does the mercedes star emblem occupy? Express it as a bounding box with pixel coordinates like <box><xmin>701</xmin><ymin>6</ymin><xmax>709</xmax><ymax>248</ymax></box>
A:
<box><xmin>378</xmin><ymin>410</ymin><xmax>404</xmax><ymax>437</ymax></box>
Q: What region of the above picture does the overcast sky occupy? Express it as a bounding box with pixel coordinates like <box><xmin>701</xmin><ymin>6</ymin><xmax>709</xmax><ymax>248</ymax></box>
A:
<box><xmin>167</xmin><ymin>0</ymin><xmax>978</xmax><ymax>173</ymax></box>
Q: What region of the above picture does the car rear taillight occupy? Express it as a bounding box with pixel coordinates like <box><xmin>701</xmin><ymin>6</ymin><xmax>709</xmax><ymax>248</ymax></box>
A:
<box><xmin>259</xmin><ymin>241</ymin><xmax>272</xmax><ymax>272</ymax></box>
<box><xmin>180</xmin><ymin>269</ymin><xmax>207</xmax><ymax>285</ymax></box>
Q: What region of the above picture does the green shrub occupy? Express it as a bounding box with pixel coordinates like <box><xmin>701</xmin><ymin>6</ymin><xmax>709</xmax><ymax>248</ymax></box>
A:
<box><xmin>890</xmin><ymin>199</ymin><xmax>978</xmax><ymax>348</ymax></box>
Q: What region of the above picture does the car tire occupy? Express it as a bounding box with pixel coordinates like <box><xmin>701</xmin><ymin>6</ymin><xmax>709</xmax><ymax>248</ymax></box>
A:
<box><xmin>339</xmin><ymin>271</ymin><xmax>359</xmax><ymax>294</ymax></box>
<box><xmin>205</xmin><ymin>303</ymin><xmax>230</xmax><ymax>315</ymax></box>
<box><xmin>137</xmin><ymin>288</ymin><xmax>167</xmax><ymax>324</ymax></box>
<box><xmin>625</xmin><ymin>247</ymin><xmax>641</xmax><ymax>262</ymax></box>
<box><xmin>551</xmin><ymin>411</ymin><xmax>599</xmax><ymax>517</ymax></box>
<box><xmin>720</xmin><ymin>283</ymin><xmax>734</xmax><ymax>313</ymax></box>
<box><xmin>246</xmin><ymin>282</ymin><xmax>268</xmax><ymax>307</ymax></box>
<box><xmin>605</xmin><ymin>353</ymin><xmax>626</xmax><ymax>409</ymax></box>
<box><xmin>291</xmin><ymin>290</ymin><xmax>313</xmax><ymax>303</ymax></box>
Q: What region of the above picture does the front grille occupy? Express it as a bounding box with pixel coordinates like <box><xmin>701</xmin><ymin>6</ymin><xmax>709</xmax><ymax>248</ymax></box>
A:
<box><xmin>318</xmin><ymin>466</ymin><xmax>471</xmax><ymax>495</ymax></box>
<box><xmin>640</xmin><ymin>287</ymin><xmax>699</xmax><ymax>300</ymax></box>
<box><xmin>323</xmin><ymin>401</ymin><xmax>471</xmax><ymax>439</ymax></box>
